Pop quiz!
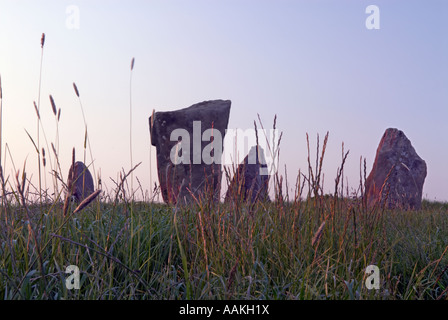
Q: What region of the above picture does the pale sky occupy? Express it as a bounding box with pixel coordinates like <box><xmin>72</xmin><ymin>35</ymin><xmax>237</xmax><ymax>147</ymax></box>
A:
<box><xmin>0</xmin><ymin>0</ymin><xmax>447</xmax><ymax>201</ymax></box>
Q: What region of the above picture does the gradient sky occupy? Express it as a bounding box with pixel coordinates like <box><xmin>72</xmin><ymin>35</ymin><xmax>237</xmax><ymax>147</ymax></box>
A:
<box><xmin>0</xmin><ymin>0</ymin><xmax>447</xmax><ymax>202</ymax></box>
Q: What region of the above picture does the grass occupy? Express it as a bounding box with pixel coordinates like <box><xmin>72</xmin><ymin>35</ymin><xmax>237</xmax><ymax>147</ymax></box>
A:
<box><xmin>0</xmin><ymin>34</ymin><xmax>447</xmax><ymax>300</ymax></box>
<box><xmin>0</xmin><ymin>193</ymin><xmax>447</xmax><ymax>300</ymax></box>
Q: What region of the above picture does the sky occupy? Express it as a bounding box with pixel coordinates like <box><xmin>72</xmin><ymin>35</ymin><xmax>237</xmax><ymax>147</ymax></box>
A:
<box><xmin>0</xmin><ymin>0</ymin><xmax>447</xmax><ymax>202</ymax></box>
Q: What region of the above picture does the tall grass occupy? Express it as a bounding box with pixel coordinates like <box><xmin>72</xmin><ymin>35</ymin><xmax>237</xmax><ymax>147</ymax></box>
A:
<box><xmin>129</xmin><ymin>57</ymin><xmax>135</xmax><ymax>269</ymax></box>
<box><xmin>129</xmin><ymin>57</ymin><xmax>135</xmax><ymax>199</ymax></box>
<box><xmin>36</xmin><ymin>33</ymin><xmax>45</xmax><ymax>205</ymax></box>
<box><xmin>1</xmin><ymin>124</ymin><xmax>447</xmax><ymax>299</ymax></box>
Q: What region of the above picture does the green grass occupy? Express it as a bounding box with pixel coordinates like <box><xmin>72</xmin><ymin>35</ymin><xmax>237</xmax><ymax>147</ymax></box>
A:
<box><xmin>0</xmin><ymin>193</ymin><xmax>447</xmax><ymax>300</ymax></box>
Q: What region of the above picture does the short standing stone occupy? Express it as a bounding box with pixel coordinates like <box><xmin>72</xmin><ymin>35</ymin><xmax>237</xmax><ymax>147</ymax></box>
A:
<box><xmin>225</xmin><ymin>145</ymin><xmax>270</xmax><ymax>203</ymax></box>
<box><xmin>149</xmin><ymin>100</ymin><xmax>231</xmax><ymax>204</ymax></box>
<box><xmin>67</xmin><ymin>161</ymin><xmax>95</xmax><ymax>202</ymax></box>
<box><xmin>365</xmin><ymin>128</ymin><xmax>427</xmax><ymax>210</ymax></box>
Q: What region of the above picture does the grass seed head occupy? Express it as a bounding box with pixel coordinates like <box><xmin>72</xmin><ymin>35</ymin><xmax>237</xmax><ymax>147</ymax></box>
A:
<box><xmin>73</xmin><ymin>82</ymin><xmax>79</xmax><ymax>97</ymax></box>
<box><xmin>312</xmin><ymin>221</ymin><xmax>326</xmax><ymax>247</ymax></box>
<box><xmin>49</xmin><ymin>95</ymin><xmax>57</xmax><ymax>116</ymax></box>
<box><xmin>33</xmin><ymin>101</ymin><xmax>40</xmax><ymax>119</ymax></box>
<box><xmin>42</xmin><ymin>148</ymin><xmax>46</xmax><ymax>167</ymax></box>
<box><xmin>51</xmin><ymin>142</ymin><xmax>57</xmax><ymax>156</ymax></box>
<box><xmin>73</xmin><ymin>189</ymin><xmax>101</xmax><ymax>213</ymax></box>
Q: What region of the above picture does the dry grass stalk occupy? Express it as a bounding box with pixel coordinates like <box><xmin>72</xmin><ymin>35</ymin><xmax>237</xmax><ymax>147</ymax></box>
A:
<box><xmin>37</xmin><ymin>33</ymin><xmax>45</xmax><ymax>205</ymax></box>
<box><xmin>73</xmin><ymin>82</ymin><xmax>96</xmax><ymax>184</ymax></box>
<box><xmin>226</xmin><ymin>257</ymin><xmax>239</xmax><ymax>296</ymax></box>
<box><xmin>62</xmin><ymin>191</ymin><xmax>70</xmax><ymax>216</ymax></box>
<box><xmin>63</xmin><ymin>148</ymin><xmax>76</xmax><ymax>216</ymax></box>
<box><xmin>334</xmin><ymin>145</ymin><xmax>349</xmax><ymax>197</ymax></box>
<box><xmin>24</xmin><ymin>129</ymin><xmax>39</xmax><ymax>154</ymax></box>
<box><xmin>149</xmin><ymin>109</ymin><xmax>155</xmax><ymax>199</ymax></box>
<box><xmin>129</xmin><ymin>57</ymin><xmax>135</xmax><ymax>198</ymax></box>
<box><xmin>51</xmin><ymin>142</ymin><xmax>57</xmax><ymax>156</ymax></box>
<box><xmin>73</xmin><ymin>189</ymin><xmax>101</xmax><ymax>214</ymax></box>
<box><xmin>312</xmin><ymin>221</ymin><xmax>326</xmax><ymax>247</ymax></box>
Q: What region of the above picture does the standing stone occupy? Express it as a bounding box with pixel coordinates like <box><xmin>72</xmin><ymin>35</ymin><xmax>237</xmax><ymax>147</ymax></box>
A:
<box><xmin>225</xmin><ymin>145</ymin><xmax>270</xmax><ymax>203</ymax></box>
<box><xmin>365</xmin><ymin>128</ymin><xmax>427</xmax><ymax>210</ymax></box>
<box><xmin>67</xmin><ymin>161</ymin><xmax>95</xmax><ymax>202</ymax></box>
<box><xmin>149</xmin><ymin>100</ymin><xmax>231</xmax><ymax>204</ymax></box>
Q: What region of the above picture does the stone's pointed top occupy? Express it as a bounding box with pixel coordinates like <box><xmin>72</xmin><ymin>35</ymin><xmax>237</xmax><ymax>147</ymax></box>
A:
<box><xmin>225</xmin><ymin>145</ymin><xmax>270</xmax><ymax>204</ymax></box>
<box><xmin>365</xmin><ymin>128</ymin><xmax>427</xmax><ymax>210</ymax></box>
<box><xmin>248</xmin><ymin>145</ymin><xmax>263</xmax><ymax>157</ymax></box>
<box><xmin>246</xmin><ymin>145</ymin><xmax>267</xmax><ymax>166</ymax></box>
<box><xmin>376</xmin><ymin>128</ymin><xmax>419</xmax><ymax>160</ymax></box>
<box><xmin>385</xmin><ymin>127</ymin><xmax>400</xmax><ymax>133</ymax></box>
<box><xmin>382</xmin><ymin>128</ymin><xmax>409</xmax><ymax>143</ymax></box>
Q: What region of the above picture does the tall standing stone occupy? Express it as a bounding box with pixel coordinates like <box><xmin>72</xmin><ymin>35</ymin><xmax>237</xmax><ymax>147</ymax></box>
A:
<box><xmin>67</xmin><ymin>161</ymin><xmax>95</xmax><ymax>203</ymax></box>
<box><xmin>365</xmin><ymin>128</ymin><xmax>427</xmax><ymax>210</ymax></box>
<box><xmin>225</xmin><ymin>145</ymin><xmax>270</xmax><ymax>203</ymax></box>
<box><xmin>149</xmin><ymin>100</ymin><xmax>231</xmax><ymax>204</ymax></box>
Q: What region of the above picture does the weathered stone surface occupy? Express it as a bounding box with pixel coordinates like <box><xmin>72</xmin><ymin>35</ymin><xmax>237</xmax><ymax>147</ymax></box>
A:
<box><xmin>67</xmin><ymin>161</ymin><xmax>95</xmax><ymax>202</ymax></box>
<box><xmin>365</xmin><ymin>128</ymin><xmax>427</xmax><ymax>210</ymax></box>
<box><xmin>149</xmin><ymin>100</ymin><xmax>231</xmax><ymax>204</ymax></box>
<box><xmin>225</xmin><ymin>145</ymin><xmax>270</xmax><ymax>203</ymax></box>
